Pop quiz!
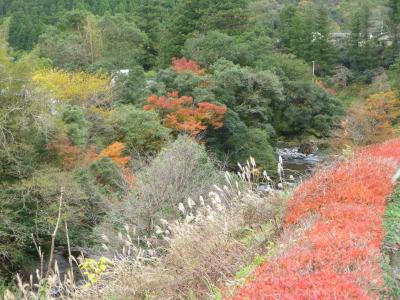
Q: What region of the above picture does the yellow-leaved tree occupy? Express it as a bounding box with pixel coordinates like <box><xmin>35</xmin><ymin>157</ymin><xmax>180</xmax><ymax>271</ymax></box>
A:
<box><xmin>32</xmin><ymin>69</ymin><xmax>111</xmax><ymax>104</ymax></box>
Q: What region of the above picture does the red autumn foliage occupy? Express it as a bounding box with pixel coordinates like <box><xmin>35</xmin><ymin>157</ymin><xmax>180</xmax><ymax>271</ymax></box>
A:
<box><xmin>284</xmin><ymin>157</ymin><xmax>396</xmax><ymax>225</ymax></box>
<box><xmin>171</xmin><ymin>57</ymin><xmax>205</xmax><ymax>75</ymax></box>
<box><xmin>358</xmin><ymin>138</ymin><xmax>400</xmax><ymax>164</ymax></box>
<box><xmin>144</xmin><ymin>91</ymin><xmax>227</xmax><ymax>137</ymax></box>
<box><xmin>48</xmin><ymin>136</ymin><xmax>135</xmax><ymax>186</ymax></box>
<box><xmin>231</xmin><ymin>139</ymin><xmax>400</xmax><ymax>299</ymax></box>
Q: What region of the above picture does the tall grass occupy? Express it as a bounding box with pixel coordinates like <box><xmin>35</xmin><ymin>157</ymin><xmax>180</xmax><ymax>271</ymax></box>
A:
<box><xmin>6</xmin><ymin>158</ymin><xmax>289</xmax><ymax>300</ymax></box>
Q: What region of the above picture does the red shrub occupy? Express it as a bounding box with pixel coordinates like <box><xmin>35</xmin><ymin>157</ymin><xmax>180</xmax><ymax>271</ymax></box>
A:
<box><xmin>359</xmin><ymin>138</ymin><xmax>400</xmax><ymax>163</ymax></box>
<box><xmin>285</xmin><ymin>157</ymin><xmax>396</xmax><ymax>225</ymax></box>
<box><xmin>171</xmin><ymin>57</ymin><xmax>205</xmax><ymax>75</ymax></box>
<box><xmin>231</xmin><ymin>139</ymin><xmax>400</xmax><ymax>299</ymax></box>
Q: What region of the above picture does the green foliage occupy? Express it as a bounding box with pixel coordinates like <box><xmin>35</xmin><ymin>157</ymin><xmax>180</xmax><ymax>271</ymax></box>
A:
<box><xmin>158</xmin><ymin>0</ymin><xmax>250</xmax><ymax>67</ymax></box>
<box><xmin>115</xmin><ymin>65</ymin><xmax>147</xmax><ymax>105</ymax></box>
<box><xmin>4</xmin><ymin>0</ymin><xmax>139</xmax><ymax>51</ymax></box>
<box><xmin>0</xmin><ymin>168</ymin><xmax>92</xmax><ymax>279</ymax></box>
<box><xmin>279</xmin><ymin>3</ymin><xmax>336</xmax><ymax>74</ymax></box>
<box><xmin>181</xmin><ymin>22</ymin><xmax>273</xmax><ymax>69</ymax></box>
<box><xmin>94</xmin><ymin>14</ymin><xmax>149</xmax><ymax>71</ymax></box>
<box><xmin>388</xmin><ymin>58</ymin><xmax>400</xmax><ymax>91</ymax></box>
<box><xmin>89</xmin><ymin>157</ymin><xmax>127</xmax><ymax>194</ymax></box>
<box><xmin>273</xmin><ymin>82</ymin><xmax>345</xmax><ymax>137</ymax></box>
<box><xmin>383</xmin><ymin>188</ymin><xmax>400</xmax><ymax>255</ymax></box>
<box><xmin>110</xmin><ymin>105</ymin><xmax>170</xmax><ymax>154</ymax></box>
<box><xmin>37</xmin><ymin>13</ymin><xmax>150</xmax><ymax>72</ymax></box>
<box><xmin>256</xmin><ymin>53</ymin><xmax>313</xmax><ymax>82</ymax></box>
<box><xmin>344</xmin><ymin>6</ymin><xmax>381</xmax><ymax>81</ymax></box>
<box><xmin>183</xmin><ymin>31</ymin><xmax>244</xmax><ymax>67</ymax></box>
<box><xmin>383</xmin><ymin>187</ymin><xmax>400</xmax><ymax>298</ymax></box>
<box><xmin>62</xmin><ymin>105</ymin><xmax>90</xmax><ymax>147</ymax></box>
<box><xmin>235</xmin><ymin>255</ymin><xmax>266</xmax><ymax>281</ymax></box>
<box><xmin>227</xmin><ymin>127</ymin><xmax>277</xmax><ymax>173</ymax></box>
<box><xmin>38</xmin><ymin>27</ymin><xmax>91</xmax><ymax>71</ymax></box>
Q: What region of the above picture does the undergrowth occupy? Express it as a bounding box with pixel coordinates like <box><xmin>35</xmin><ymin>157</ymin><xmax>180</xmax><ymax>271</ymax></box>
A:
<box><xmin>382</xmin><ymin>186</ymin><xmax>400</xmax><ymax>298</ymax></box>
<box><xmin>7</xmin><ymin>159</ymin><xmax>290</xmax><ymax>300</ymax></box>
<box><xmin>232</xmin><ymin>139</ymin><xmax>400</xmax><ymax>299</ymax></box>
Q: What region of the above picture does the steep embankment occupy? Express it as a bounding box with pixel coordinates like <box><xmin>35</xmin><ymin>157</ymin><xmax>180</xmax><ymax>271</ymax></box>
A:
<box><xmin>232</xmin><ymin>139</ymin><xmax>400</xmax><ymax>299</ymax></box>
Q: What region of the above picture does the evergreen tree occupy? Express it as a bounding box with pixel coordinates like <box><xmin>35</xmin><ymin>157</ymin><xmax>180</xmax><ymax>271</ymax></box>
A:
<box><xmin>132</xmin><ymin>0</ymin><xmax>167</xmax><ymax>68</ymax></box>
<box><xmin>312</xmin><ymin>5</ymin><xmax>336</xmax><ymax>73</ymax></box>
<box><xmin>158</xmin><ymin>0</ymin><xmax>250</xmax><ymax>67</ymax></box>
<box><xmin>345</xmin><ymin>6</ymin><xmax>380</xmax><ymax>80</ymax></box>
<box><xmin>386</xmin><ymin>0</ymin><xmax>400</xmax><ymax>65</ymax></box>
<box><xmin>279</xmin><ymin>3</ymin><xmax>335</xmax><ymax>74</ymax></box>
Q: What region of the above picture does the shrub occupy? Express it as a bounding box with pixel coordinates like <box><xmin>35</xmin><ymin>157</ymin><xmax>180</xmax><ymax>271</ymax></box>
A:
<box><xmin>125</xmin><ymin>136</ymin><xmax>224</xmax><ymax>233</ymax></box>
<box><xmin>232</xmin><ymin>139</ymin><xmax>400</xmax><ymax>299</ymax></box>
<box><xmin>62</xmin><ymin>105</ymin><xmax>90</xmax><ymax>147</ymax></box>
<box><xmin>183</xmin><ymin>31</ymin><xmax>250</xmax><ymax>67</ymax></box>
<box><xmin>227</xmin><ymin>127</ymin><xmax>277</xmax><ymax>174</ymax></box>
<box><xmin>274</xmin><ymin>81</ymin><xmax>345</xmax><ymax>137</ymax></box>
<box><xmin>342</xmin><ymin>91</ymin><xmax>400</xmax><ymax>145</ymax></box>
<box><xmin>0</xmin><ymin>168</ymin><xmax>92</xmax><ymax>281</ymax></box>
<box><xmin>114</xmin><ymin>65</ymin><xmax>147</xmax><ymax>105</ymax></box>
<box><xmin>171</xmin><ymin>57</ymin><xmax>205</xmax><ymax>75</ymax></box>
<box><xmin>89</xmin><ymin>157</ymin><xmax>128</xmax><ymax>194</ymax></box>
<box><xmin>109</xmin><ymin>105</ymin><xmax>171</xmax><ymax>154</ymax></box>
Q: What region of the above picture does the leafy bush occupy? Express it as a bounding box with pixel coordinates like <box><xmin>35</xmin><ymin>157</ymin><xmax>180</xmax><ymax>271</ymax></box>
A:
<box><xmin>62</xmin><ymin>105</ymin><xmax>90</xmax><ymax>147</ymax></box>
<box><xmin>227</xmin><ymin>127</ymin><xmax>277</xmax><ymax>174</ymax></box>
<box><xmin>114</xmin><ymin>65</ymin><xmax>147</xmax><ymax>105</ymax></box>
<box><xmin>110</xmin><ymin>105</ymin><xmax>170</xmax><ymax>154</ymax></box>
<box><xmin>274</xmin><ymin>81</ymin><xmax>345</xmax><ymax>137</ymax></box>
<box><xmin>183</xmin><ymin>31</ymin><xmax>250</xmax><ymax>67</ymax></box>
<box><xmin>0</xmin><ymin>168</ymin><xmax>93</xmax><ymax>280</ymax></box>
<box><xmin>89</xmin><ymin>157</ymin><xmax>127</xmax><ymax>195</ymax></box>
<box><xmin>255</xmin><ymin>53</ymin><xmax>313</xmax><ymax>82</ymax></box>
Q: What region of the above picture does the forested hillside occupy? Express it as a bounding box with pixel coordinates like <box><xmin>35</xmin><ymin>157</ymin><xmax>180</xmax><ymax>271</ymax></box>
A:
<box><xmin>1</xmin><ymin>0</ymin><xmax>400</xmax><ymax>298</ymax></box>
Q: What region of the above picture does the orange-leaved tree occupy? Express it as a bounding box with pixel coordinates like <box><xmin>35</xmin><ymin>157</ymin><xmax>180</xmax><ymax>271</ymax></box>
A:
<box><xmin>99</xmin><ymin>142</ymin><xmax>130</xmax><ymax>167</ymax></box>
<box><xmin>144</xmin><ymin>91</ymin><xmax>227</xmax><ymax>137</ymax></box>
<box><xmin>171</xmin><ymin>57</ymin><xmax>205</xmax><ymax>75</ymax></box>
<box><xmin>98</xmin><ymin>142</ymin><xmax>134</xmax><ymax>187</ymax></box>
<box><xmin>342</xmin><ymin>90</ymin><xmax>400</xmax><ymax>145</ymax></box>
<box><xmin>365</xmin><ymin>90</ymin><xmax>400</xmax><ymax>127</ymax></box>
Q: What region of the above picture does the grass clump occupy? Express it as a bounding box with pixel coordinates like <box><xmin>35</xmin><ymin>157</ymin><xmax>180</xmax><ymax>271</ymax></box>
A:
<box><xmin>71</xmin><ymin>157</ymin><xmax>288</xmax><ymax>300</ymax></box>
